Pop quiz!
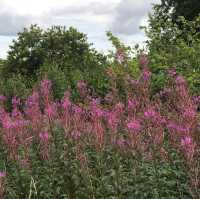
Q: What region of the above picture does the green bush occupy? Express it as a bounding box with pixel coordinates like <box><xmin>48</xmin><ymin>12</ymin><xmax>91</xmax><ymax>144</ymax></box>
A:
<box><xmin>143</xmin><ymin>4</ymin><xmax>200</xmax><ymax>93</ymax></box>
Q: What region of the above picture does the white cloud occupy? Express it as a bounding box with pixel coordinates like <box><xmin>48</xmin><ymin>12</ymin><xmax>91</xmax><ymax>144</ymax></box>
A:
<box><xmin>111</xmin><ymin>0</ymin><xmax>160</xmax><ymax>35</ymax></box>
<box><xmin>0</xmin><ymin>0</ymin><xmax>160</xmax><ymax>58</ymax></box>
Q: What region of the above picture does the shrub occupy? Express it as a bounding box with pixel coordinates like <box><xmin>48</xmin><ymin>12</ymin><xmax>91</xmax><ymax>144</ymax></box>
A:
<box><xmin>0</xmin><ymin>58</ymin><xmax>199</xmax><ymax>198</ymax></box>
<box><xmin>4</xmin><ymin>25</ymin><xmax>109</xmax><ymax>100</ymax></box>
<box><xmin>143</xmin><ymin>4</ymin><xmax>200</xmax><ymax>94</ymax></box>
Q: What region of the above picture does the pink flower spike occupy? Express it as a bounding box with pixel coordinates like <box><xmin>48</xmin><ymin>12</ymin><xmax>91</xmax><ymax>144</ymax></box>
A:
<box><xmin>128</xmin><ymin>99</ymin><xmax>137</xmax><ymax>110</ymax></box>
<box><xmin>168</xmin><ymin>69</ymin><xmax>176</xmax><ymax>77</ymax></box>
<box><xmin>139</xmin><ymin>54</ymin><xmax>149</xmax><ymax>67</ymax></box>
<box><xmin>144</xmin><ymin>109</ymin><xmax>156</xmax><ymax>118</ymax></box>
<box><xmin>142</xmin><ymin>67</ymin><xmax>151</xmax><ymax>81</ymax></box>
<box><xmin>176</xmin><ymin>75</ymin><xmax>186</xmax><ymax>85</ymax></box>
<box><xmin>127</xmin><ymin>120</ymin><xmax>141</xmax><ymax>132</ymax></box>
<box><xmin>12</xmin><ymin>96</ymin><xmax>21</xmax><ymax>107</ymax></box>
<box><xmin>45</xmin><ymin>103</ymin><xmax>57</xmax><ymax>119</ymax></box>
<box><xmin>0</xmin><ymin>95</ymin><xmax>7</xmax><ymax>102</ymax></box>
<box><xmin>181</xmin><ymin>136</ymin><xmax>196</xmax><ymax>161</ymax></box>
<box><xmin>181</xmin><ymin>136</ymin><xmax>193</xmax><ymax>147</ymax></box>
<box><xmin>39</xmin><ymin>131</ymin><xmax>49</xmax><ymax>142</ymax></box>
<box><xmin>0</xmin><ymin>171</ymin><xmax>6</xmax><ymax>178</ymax></box>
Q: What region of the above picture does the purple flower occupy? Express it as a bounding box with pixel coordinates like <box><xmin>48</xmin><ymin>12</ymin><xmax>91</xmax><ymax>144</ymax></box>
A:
<box><xmin>39</xmin><ymin>131</ymin><xmax>49</xmax><ymax>142</ymax></box>
<box><xmin>139</xmin><ymin>54</ymin><xmax>149</xmax><ymax>67</ymax></box>
<box><xmin>12</xmin><ymin>96</ymin><xmax>21</xmax><ymax>108</ymax></box>
<box><xmin>90</xmin><ymin>99</ymin><xmax>104</xmax><ymax>118</ymax></box>
<box><xmin>127</xmin><ymin>120</ymin><xmax>141</xmax><ymax>132</ymax></box>
<box><xmin>73</xmin><ymin>105</ymin><xmax>82</xmax><ymax>115</ymax></box>
<box><xmin>77</xmin><ymin>80</ymin><xmax>88</xmax><ymax>97</ymax></box>
<box><xmin>181</xmin><ymin>136</ymin><xmax>193</xmax><ymax>146</ymax></box>
<box><xmin>183</xmin><ymin>107</ymin><xmax>196</xmax><ymax>119</ymax></box>
<box><xmin>0</xmin><ymin>171</ymin><xmax>6</xmax><ymax>178</ymax></box>
<box><xmin>130</xmin><ymin>79</ymin><xmax>139</xmax><ymax>86</ymax></box>
<box><xmin>62</xmin><ymin>91</ymin><xmax>71</xmax><ymax>110</ymax></box>
<box><xmin>142</xmin><ymin>68</ymin><xmax>151</xmax><ymax>81</ymax></box>
<box><xmin>127</xmin><ymin>99</ymin><xmax>137</xmax><ymax>110</ymax></box>
<box><xmin>40</xmin><ymin>79</ymin><xmax>52</xmax><ymax>96</ymax></box>
<box><xmin>144</xmin><ymin>109</ymin><xmax>156</xmax><ymax>118</ymax></box>
<box><xmin>0</xmin><ymin>95</ymin><xmax>7</xmax><ymax>102</ymax></box>
<box><xmin>168</xmin><ymin>69</ymin><xmax>176</xmax><ymax>77</ymax></box>
<box><xmin>25</xmin><ymin>91</ymin><xmax>39</xmax><ymax>107</ymax></box>
<box><xmin>71</xmin><ymin>130</ymin><xmax>81</xmax><ymax>140</ymax></box>
<box><xmin>167</xmin><ymin>122</ymin><xmax>189</xmax><ymax>133</ymax></box>
<box><xmin>176</xmin><ymin>75</ymin><xmax>186</xmax><ymax>85</ymax></box>
<box><xmin>116</xmin><ymin>48</ymin><xmax>126</xmax><ymax>65</ymax></box>
<box><xmin>180</xmin><ymin>136</ymin><xmax>196</xmax><ymax>161</ymax></box>
<box><xmin>45</xmin><ymin>103</ymin><xmax>58</xmax><ymax>119</ymax></box>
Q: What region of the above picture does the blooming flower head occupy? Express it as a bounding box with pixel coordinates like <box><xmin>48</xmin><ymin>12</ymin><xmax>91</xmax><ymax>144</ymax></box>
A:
<box><xmin>62</xmin><ymin>91</ymin><xmax>71</xmax><ymax>110</ymax></box>
<box><xmin>181</xmin><ymin>136</ymin><xmax>193</xmax><ymax>146</ymax></box>
<box><xmin>2</xmin><ymin>115</ymin><xmax>13</xmax><ymax>129</ymax></box>
<box><xmin>183</xmin><ymin>107</ymin><xmax>196</xmax><ymax>119</ymax></box>
<box><xmin>127</xmin><ymin>99</ymin><xmax>137</xmax><ymax>110</ymax></box>
<box><xmin>142</xmin><ymin>67</ymin><xmax>151</xmax><ymax>81</ymax></box>
<box><xmin>12</xmin><ymin>96</ymin><xmax>20</xmax><ymax>108</ymax></box>
<box><xmin>77</xmin><ymin>80</ymin><xmax>88</xmax><ymax>97</ymax></box>
<box><xmin>168</xmin><ymin>69</ymin><xmax>176</xmax><ymax>77</ymax></box>
<box><xmin>71</xmin><ymin>130</ymin><xmax>81</xmax><ymax>140</ymax></box>
<box><xmin>25</xmin><ymin>91</ymin><xmax>39</xmax><ymax>107</ymax></box>
<box><xmin>192</xmin><ymin>96</ymin><xmax>200</xmax><ymax>105</ymax></box>
<box><xmin>73</xmin><ymin>105</ymin><xmax>82</xmax><ymax>115</ymax></box>
<box><xmin>116</xmin><ymin>48</ymin><xmax>126</xmax><ymax>65</ymax></box>
<box><xmin>39</xmin><ymin>131</ymin><xmax>49</xmax><ymax>142</ymax></box>
<box><xmin>45</xmin><ymin>103</ymin><xmax>58</xmax><ymax>119</ymax></box>
<box><xmin>144</xmin><ymin>109</ymin><xmax>156</xmax><ymax>118</ymax></box>
<box><xmin>139</xmin><ymin>54</ymin><xmax>149</xmax><ymax>67</ymax></box>
<box><xmin>167</xmin><ymin>122</ymin><xmax>189</xmax><ymax>134</ymax></box>
<box><xmin>127</xmin><ymin>120</ymin><xmax>141</xmax><ymax>132</ymax></box>
<box><xmin>40</xmin><ymin>79</ymin><xmax>52</xmax><ymax>96</ymax></box>
<box><xmin>90</xmin><ymin>99</ymin><xmax>104</xmax><ymax>118</ymax></box>
<box><xmin>181</xmin><ymin>136</ymin><xmax>196</xmax><ymax>161</ymax></box>
<box><xmin>0</xmin><ymin>95</ymin><xmax>7</xmax><ymax>102</ymax></box>
<box><xmin>0</xmin><ymin>171</ymin><xmax>6</xmax><ymax>178</ymax></box>
<box><xmin>176</xmin><ymin>75</ymin><xmax>186</xmax><ymax>85</ymax></box>
<box><xmin>115</xmin><ymin>102</ymin><xmax>124</xmax><ymax>113</ymax></box>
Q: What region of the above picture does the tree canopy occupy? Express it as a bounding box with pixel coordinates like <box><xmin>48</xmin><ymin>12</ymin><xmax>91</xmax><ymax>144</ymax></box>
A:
<box><xmin>161</xmin><ymin>0</ymin><xmax>200</xmax><ymax>21</ymax></box>
<box><xmin>6</xmin><ymin>25</ymin><xmax>106</xmax><ymax>77</ymax></box>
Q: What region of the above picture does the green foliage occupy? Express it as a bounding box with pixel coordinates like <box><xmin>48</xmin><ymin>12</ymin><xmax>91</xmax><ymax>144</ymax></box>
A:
<box><xmin>2</xmin><ymin>25</ymin><xmax>109</xmax><ymax>100</ymax></box>
<box><xmin>6</xmin><ymin>25</ymin><xmax>44</xmax><ymax>77</ymax></box>
<box><xmin>2</xmin><ymin>139</ymin><xmax>191</xmax><ymax>198</ymax></box>
<box><xmin>144</xmin><ymin>5</ymin><xmax>200</xmax><ymax>93</ymax></box>
<box><xmin>37</xmin><ymin>64</ymin><xmax>70</xmax><ymax>99</ymax></box>
<box><xmin>0</xmin><ymin>74</ymin><xmax>33</xmax><ymax>109</ymax></box>
<box><xmin>161</xmin><ymin>0</ymin><xmax>200</xmax><ymax>21</ymax></box>
<box><xmin>6</xmin><ymin>25</ymin><xmax>107</xmax><ymax>75</ymax></box>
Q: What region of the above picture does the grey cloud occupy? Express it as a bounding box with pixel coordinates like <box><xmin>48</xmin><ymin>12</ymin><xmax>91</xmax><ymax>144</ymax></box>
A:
<box><xmin>0</xmin><ymin>1</ymin><xmax>116</xmax><ymax>36</ymax></box>
<box><xmin>0</xmin><ymin>11</ymin><xmax>31</xmax><ymax>36</ymax></box>
<box><xmin>0</xmin><ymin>0</ymin><xmax>160</xmax><ymax>36</ymax></box>
<box><xmin>111</xmin><ymin>0</ymin><xmax>160</xmax><ymax>35</ymax></box>
<box><xmin>50</xmin><ymin>2</ymin><xmax>116</xmax><ymax>16</ymax></box>
<box><xmin>0</xmin><ymin>10</ymin><xmax>51</xmax><ymax>36</ymax></box>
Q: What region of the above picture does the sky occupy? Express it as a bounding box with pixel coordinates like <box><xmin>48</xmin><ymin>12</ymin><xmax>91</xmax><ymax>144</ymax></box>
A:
<box><xmin>0</xmin><ymin>0</ymin><xmax>160</xmax><ymax>58</ymax></box>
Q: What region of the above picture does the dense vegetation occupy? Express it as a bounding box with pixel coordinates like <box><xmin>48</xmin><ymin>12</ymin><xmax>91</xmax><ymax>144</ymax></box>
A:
<box><xmin>0</xmin><ymin>1</ymin><xmax>199</xmax><ymax>198</ymax></box>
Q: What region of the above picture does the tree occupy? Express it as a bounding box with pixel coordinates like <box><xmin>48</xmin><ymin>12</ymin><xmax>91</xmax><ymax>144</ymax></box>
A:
<box><xmin>6</xmin><ymin>25</ymin><xmax>107</xmax><ymax>76</ymax></box>
<box><xmin>6</xmin><ymin>25</ymin><xmax>44</xmax><ymax>76</ymax></box>
<box><xmin>143</xmin><ymin>4</ymin><xmax>200</xmax><ymax>93</ymax></box>
<box><xmin>5</xmin><ymin>25</ymin><xmax>108</xmax><ymax>98</ymax></box>
<box><xmin>161</xmin><ymin>0</ymin><xmax>200</xmax><ymax>21</ymax></box>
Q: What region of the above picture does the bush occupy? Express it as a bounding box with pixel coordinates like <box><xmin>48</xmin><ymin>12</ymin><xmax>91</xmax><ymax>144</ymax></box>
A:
<box><xmin>143</xmin><ymin>4</ymin><xmax>200</xmax><ymax>94</ymax></box>
<box><xmin>3</xmin><ymin>25</ymin><xmax>108</xmax><ymax>100</ymax></box>
<box><xmin>0</xmin><ymin>59</ymin><xmax>199</xmax><ymax>198</ymax></box>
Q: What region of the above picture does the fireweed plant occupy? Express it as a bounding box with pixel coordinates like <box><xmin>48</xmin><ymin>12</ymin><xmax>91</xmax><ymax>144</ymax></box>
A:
<box><xmin>0</xmin><ymin>56</ymin><xmax>199</xmax><ymax>198</ymax></box>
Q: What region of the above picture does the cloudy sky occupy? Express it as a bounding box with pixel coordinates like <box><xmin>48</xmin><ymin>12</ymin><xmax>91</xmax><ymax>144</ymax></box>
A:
<box><xmin>0</xmin><ymin>0</ymin><xmax>160</xmax><ymax>58</ymax></box>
